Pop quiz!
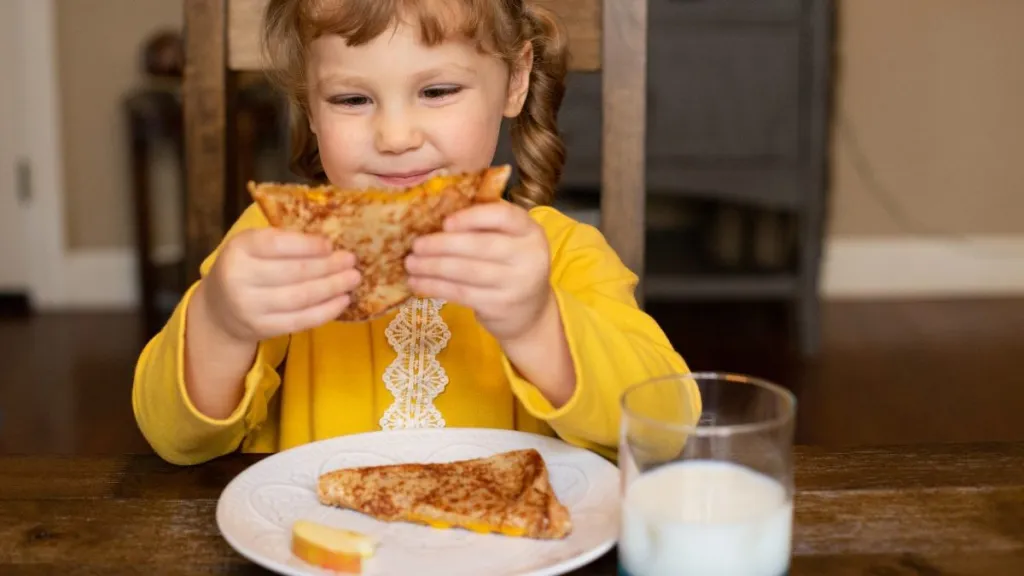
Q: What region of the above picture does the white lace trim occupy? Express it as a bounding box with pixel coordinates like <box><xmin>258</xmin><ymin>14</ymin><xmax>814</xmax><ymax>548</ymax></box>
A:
<box><xmin>379</xmin><ymin>298</ymin><xmax>452</xmax><ymax>430</ymax></box>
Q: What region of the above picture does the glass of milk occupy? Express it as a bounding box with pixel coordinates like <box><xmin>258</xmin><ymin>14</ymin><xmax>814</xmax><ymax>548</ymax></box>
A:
<box><xmin>618</xmin><ymin>372</ymin><xmax>796</xmax><ymax>576</ymax></box>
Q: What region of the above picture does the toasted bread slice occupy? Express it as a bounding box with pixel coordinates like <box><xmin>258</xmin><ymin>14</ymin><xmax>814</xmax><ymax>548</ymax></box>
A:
<box><xmin>317</xmin><ymin>449</ymin><xmax>572</xmax><ymax>539</ymax></box>
<box><xmin>248</xmin><ymin>165</ymin><xmax>511</xmax><ymax>322</ymax></box>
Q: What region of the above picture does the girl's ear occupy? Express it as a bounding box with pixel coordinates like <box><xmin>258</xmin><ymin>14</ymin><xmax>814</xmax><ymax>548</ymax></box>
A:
<box><xmin>504</xmin><ymin>42</ymin><xmax>534</xmax><ymax>118</ymax></box>
<box><xmin>307</xmin><ymin>109</ymin><xmax>319</xmax><ymax>136</ymax></box>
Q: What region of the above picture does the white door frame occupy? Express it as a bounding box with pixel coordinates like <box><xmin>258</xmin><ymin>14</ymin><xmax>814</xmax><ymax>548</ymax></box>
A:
<box><xmin>18</xmin><ymin>0</ymin><xmax>68</xmax><ymax>308</ymax></box>
<box><xmin>17</xmin><ymin>0</ymin><xmax>140</xmax><ymax>310</ymax></box>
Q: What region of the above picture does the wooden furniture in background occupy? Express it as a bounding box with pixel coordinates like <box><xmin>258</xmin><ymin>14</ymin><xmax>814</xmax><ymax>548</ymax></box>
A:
<box><xmin>508</xmin><ymin>0</ymin><xmax>835</xmax><ymax>355</ymax></box>
<box><xmin>126</xmin><ymin>32</ymin><xmax>186</xmax><ymax>339</ymax></box>
<box><xmin>641</xmin><ymin>0</ymin><xmax>835</xmax><ymax>356</ymax></box>
<box><xmin>126</xmin><ymin>89</ymin><xmax>185</xmax><ymax>339</ymax></box>
<box><xmin>4</xmin><ymin>442</ymin><xmax>1023</xmax><ymax>574</ymax></box>
<box><xmin>183</xmin><ymin>0</ymin><xmax>651</xmax><ymax>301</ymax></box>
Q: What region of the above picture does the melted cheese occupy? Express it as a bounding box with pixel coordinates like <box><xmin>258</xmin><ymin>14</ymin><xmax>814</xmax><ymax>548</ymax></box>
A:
<box><xmin>299</xmin><ymin>174</ymin><xmax>459</xmax><ymax>205</ymax></box>
<box><xmin>410</xmin><ymin>515</ymin><xmax>527</xmax><ymax>537</ymax></box>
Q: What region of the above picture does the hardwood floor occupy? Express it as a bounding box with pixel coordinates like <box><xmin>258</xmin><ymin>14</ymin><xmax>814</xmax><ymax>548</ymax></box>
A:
<box><xmin>0</xmin><ymin>313</ymin><xmax>151</xmax><ymax>455</ymax></box>
<box><xmin>2</xmin><ymin>299</ymin><xmax>1023</xmax><ymax>455</ymax></box>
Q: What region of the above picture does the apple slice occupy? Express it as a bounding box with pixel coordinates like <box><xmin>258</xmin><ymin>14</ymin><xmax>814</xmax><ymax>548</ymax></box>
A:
<box><xmin>291</xmin><ymin>519</ymin><xmax>377</xmax><ymax>573</ymax></box>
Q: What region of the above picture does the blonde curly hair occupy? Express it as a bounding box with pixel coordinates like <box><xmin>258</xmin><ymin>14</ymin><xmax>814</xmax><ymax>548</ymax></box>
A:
<box><xmin>261</xmin><ymin>0</ymin><xmax>569</xmax><ymax>208</ymax></box>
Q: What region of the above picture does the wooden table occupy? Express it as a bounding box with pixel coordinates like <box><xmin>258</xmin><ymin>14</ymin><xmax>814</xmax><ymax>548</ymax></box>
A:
<box><xmin>2</xmin><ymin>442</ymin><xmax>1023</xmax><ymax>575</ymax></box>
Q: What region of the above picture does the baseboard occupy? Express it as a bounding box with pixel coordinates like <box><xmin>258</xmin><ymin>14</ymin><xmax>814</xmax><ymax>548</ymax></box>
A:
<box><xmin>34</xmin><ymin>236</ymin><xmax>1024</xmax><ymax>310</ymax></box>
<box><xmin>822</xmin><ymin>236</ymin><xmax>1024</xmax><ymax>299</ymax></box>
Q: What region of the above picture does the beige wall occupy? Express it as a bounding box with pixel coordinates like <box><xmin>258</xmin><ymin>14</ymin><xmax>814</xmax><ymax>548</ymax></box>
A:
<box><xmin>57</xmin><ymin>0</ymin><xmax>182</xmax><ymax>249</ymax></box>
<box><xmin>830</xmin><ymin>0</ymin><xmax>1024</xmax><ymax>237</ymax></box>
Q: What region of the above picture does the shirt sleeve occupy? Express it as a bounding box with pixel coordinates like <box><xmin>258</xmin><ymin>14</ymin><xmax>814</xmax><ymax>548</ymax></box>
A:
<box><xmin>131</xmin><ymin>204</ymin><xmax>289</xmax><ymax>465</ymax></box>
<box><xmin>502</xmin><ymin>207</ymin><xmax>701</xmax><ymax>458</ymax></box>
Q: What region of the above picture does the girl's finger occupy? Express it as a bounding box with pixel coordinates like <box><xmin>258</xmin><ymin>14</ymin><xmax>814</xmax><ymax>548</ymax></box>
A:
<box><xmin>405</xmin><ymin>256</ymin><xmax>506</xmax><ymax>288</ymax></box>
<box><xmin>259</xmin><ymin>269</ymin><xmax>361</xmax><ymax>313</ymax></box>
<box><xmin>251</xmin><ymin>250</ymin><xmax>356</xmax><ymax>286</ymax></box>
<box><xmin>259</xmin><ymin>293</ymin><xmax>351</xmax><ymax>336</ymax></box>
<box><xmin>244</xmin><ymin>228</ymin><xmax>332</xmax><ymax>259</ymax></box>
<box><xmin>443</xmin><ymin>202</ymin><xmax>532</xmax><ymax>235</ymax></box>
<box><xmin>411</xmin><ymin>232</ymin><xmax>514</xmax><ymax>260</ymax></box>
<box><xmin>406</xmin><ymin>277</ymin><xmax>491</xmax><ymax>310</ymax></box>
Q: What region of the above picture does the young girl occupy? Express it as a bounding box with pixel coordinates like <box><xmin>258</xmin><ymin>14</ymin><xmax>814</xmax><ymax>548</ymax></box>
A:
<box><xmin>132</xmin><ymin>0</ymin><xmax>696</xmax><ymax>466</ymax></box>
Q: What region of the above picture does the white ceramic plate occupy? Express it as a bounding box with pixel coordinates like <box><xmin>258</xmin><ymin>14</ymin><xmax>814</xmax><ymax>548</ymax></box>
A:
<box><xmin>216</xmin><ymin>428</ymin><xmax>621</xmax><ymax>576</ymax></box>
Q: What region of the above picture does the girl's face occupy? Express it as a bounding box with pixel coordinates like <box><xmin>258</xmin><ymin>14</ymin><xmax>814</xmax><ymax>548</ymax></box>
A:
<box><xmin>305</xmin><ymin>21</ymin><xmax>531</xmax><ymax>189</ymax></box>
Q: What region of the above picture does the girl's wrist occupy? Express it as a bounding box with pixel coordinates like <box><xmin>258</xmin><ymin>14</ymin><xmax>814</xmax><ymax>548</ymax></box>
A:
<box><xmin>190</xmin><ymin>282</ymin><xmax>258</xmax><ymax>358</ymax></box>
<box><xmin>183</xmin><ymin>282</ymin><xmax>258</xmax><ymax>420</ymax></box>
<box><xmin>499</xmin><ymin>288</ymin><xmax>576</xmax><ymax>408</ymax></box>
<box><xmin>500</xmin><ymin>288</ymin><xmax>559</xmax><ymax>350</ymax></box>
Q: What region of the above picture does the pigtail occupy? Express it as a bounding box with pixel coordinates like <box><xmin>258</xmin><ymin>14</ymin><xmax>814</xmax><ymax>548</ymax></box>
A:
<box><xmin>509</xmin><ymin>5</ymin><xmax>569</xmax><ymax>209</ymax></box>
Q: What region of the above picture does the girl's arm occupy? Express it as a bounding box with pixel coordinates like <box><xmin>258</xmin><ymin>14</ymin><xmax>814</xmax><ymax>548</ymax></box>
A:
<box><xmin>501</xmin><ymin>207</ymin><xmax>700</xmax><ymax>459</ymax></box>
<box><xmin>132</xmin><ymin>282</ymin><xmax>289</xmax><ymax>466</ymax></box>
<box><xmin>132</xmin><ymin>206</ymin><xmax>290</xmax><ymax>466</ymax></box>
<box><xmin>183</xmin><ymin>281</ymin><xmax>258</xmax><ymax>420</ymax></box>
<box><xmin>498</xmin><ymin>288</ymin><xmax>575</xmax><ymax>408</ymax></box>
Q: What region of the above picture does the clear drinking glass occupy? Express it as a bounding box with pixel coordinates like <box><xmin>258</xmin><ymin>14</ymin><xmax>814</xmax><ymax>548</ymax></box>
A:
<box><xmin>618</xmin><ymin>372</ymin><xmax>797</xmax><ymax>576</ymax></box>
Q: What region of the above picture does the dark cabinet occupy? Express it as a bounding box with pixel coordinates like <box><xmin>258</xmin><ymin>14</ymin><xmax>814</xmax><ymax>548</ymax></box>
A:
<box><xmin>647</xmin><ymin>31</ymin><xmax>801</xmax><ymax>163</ymax></box>
<box><xmin>556</xmin><ymin>74</ymin><xmax>604</xmax><ymax>190</ymax></box>
<box><xmin>555</xmin><ymin>0</ymin><xmax>828</xmax><ymax>198</ymax></box>
<box><xmin>555</xmin><ymin>0</ymin><xmax>832</xmax><ymax>355</ymax></box>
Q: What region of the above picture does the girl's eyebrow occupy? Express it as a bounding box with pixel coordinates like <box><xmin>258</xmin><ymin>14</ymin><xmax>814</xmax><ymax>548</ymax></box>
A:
<box><xmin>315</xmin><ymin>72</ymin><xmax>372</xmax><ymax>92</ymax></box>
<box><xmin>314</xmin><ymin>62</ymin><xmax>476</xmax><ymax>93</ymax></box>
<box><xmin>412</xmin><ymin>63</ymin><xmax>477</xmax><ymax>83</ymax></box>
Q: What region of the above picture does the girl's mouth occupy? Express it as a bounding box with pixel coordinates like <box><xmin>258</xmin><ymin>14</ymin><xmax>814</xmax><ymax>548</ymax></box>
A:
<box><xmin>372</xmin><ymin>169</ymin><xmax>437</xmax><ymax>188</ymax></box>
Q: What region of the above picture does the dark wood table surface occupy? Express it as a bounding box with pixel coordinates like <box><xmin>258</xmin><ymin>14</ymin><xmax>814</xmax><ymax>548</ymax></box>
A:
<box><xmin>2</xmin><ymin>442</ymin><xmax>1023</xmax><ymax>575</ymax></box>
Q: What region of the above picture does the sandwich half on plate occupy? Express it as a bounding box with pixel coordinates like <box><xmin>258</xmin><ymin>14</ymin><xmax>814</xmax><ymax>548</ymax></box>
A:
<box><xmin>317</xmin><ymin>448</ymin><xmax>572</xmax><ymax>539</ymax></box>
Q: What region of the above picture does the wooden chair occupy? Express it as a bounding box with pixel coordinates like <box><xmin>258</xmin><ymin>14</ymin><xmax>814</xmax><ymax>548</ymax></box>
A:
<box><xmin>183</xmin><ymin>0</ymin><xmax>649</xmax><ymax>302</ymax></box>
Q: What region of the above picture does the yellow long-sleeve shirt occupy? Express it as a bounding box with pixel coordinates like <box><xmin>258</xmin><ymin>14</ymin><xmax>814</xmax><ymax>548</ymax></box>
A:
<box><xmin>132</xmin><ymin>203</ymin><xmax>696</xmax><ymax>465</ymax></box>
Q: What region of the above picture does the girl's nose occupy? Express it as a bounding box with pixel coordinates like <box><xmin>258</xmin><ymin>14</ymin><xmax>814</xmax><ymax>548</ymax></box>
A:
<box><xmin>374</xmin><ymin>108</ymin><xmax>424</xmax><ymax>154</ymax></box>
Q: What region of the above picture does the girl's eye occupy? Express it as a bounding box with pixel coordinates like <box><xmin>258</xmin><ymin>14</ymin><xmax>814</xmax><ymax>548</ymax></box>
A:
<box><xmin>329</xmin><ymin>95</ymin><xmax>372</xmax><ymax>107</ymax></box>
<box><xmin>422</xmin><ymin>85</ymin><xmax>462</xmax><ymax>100</ymax></box>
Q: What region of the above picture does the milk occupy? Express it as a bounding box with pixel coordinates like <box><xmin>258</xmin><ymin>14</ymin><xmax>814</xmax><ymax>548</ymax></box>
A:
<box><xmin>619</xmin><ymin>460</ymin><xmax>792</xmax><ymax>576</ymax></box>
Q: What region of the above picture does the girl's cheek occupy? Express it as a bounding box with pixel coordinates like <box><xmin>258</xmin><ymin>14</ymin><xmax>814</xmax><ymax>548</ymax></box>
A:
<box><xmin>445</xmin><ymin>123</ymin><xmax>502</xmax><ymax>170</ymax></box>
<box><xmin>316</xmin><ymin>122</ymin><xmax>370</xmax><ymax>187</ymax></box>
<box><xmin>430</xmin><ymin>102</ymin><xmax>503</xmax><ymax>169</ymax></box>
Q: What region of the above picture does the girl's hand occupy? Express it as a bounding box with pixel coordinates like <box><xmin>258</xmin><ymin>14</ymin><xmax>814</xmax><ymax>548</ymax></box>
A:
<box><xmin>405</xmin><ymin>201</ymin><xmax>554</xmax><ymax>342</ymax></box>
<box><xmin>201</xmin><ymin>228</ymin><xmax>362</xmax><ymax>344</ymax></box>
